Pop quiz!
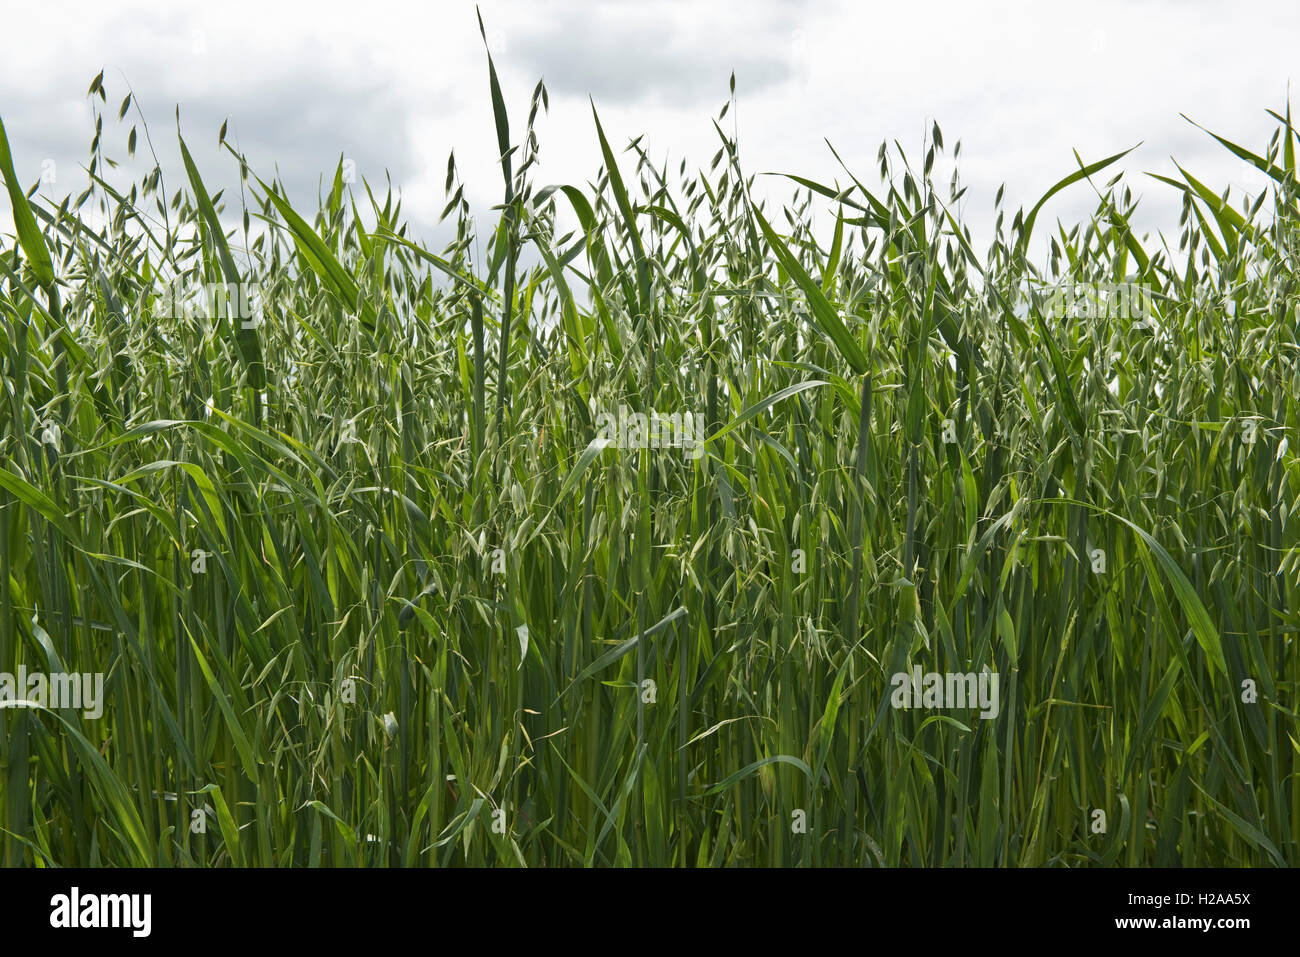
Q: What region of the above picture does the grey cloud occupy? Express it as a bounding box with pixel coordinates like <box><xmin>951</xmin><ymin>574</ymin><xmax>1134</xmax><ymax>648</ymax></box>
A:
<box><xmin>177</xmin><ymin>74</ymin><xmax>416</xmax><ymax>206</ymax></box>
<box><xmin>1</xmin><ymin>63</ymin><xmax>418</xmax><ymax>238</ymax></box>
<box><xmin>507</xmin><ymin>4</ymin><xmax>796</xmax><ymax>106</ymax></box>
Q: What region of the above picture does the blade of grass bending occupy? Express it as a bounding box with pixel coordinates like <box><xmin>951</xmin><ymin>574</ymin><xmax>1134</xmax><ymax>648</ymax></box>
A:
<box><xmin>750</xmin><ymin>205</ymin><xmax>869</xmax><ymax>374</ymax></box>
<box><xmin>178</xmin><ymin>133</ymin><xmax>266</xmax><ymax>414</ymax></box>
<box><xmin>1016</xmin><ymin>146</ymin><xmax>1136</xmax><ymax>258</ymax></box>
<box><xmin>705</xmin><ymin>380</ymin><xmax>830</xmax><ymax>446</ymax></box>
<box><xmin>0</xmin><ymin>116</ymin><xmax>55</xmax><ymax>287</ymax></box>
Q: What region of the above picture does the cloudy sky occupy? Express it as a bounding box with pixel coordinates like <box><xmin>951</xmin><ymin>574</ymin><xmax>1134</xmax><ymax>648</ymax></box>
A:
<box><xmin>3</xmin><ymin>0</ymin><xmax>1300</xmax><ymax>262</ymax></box>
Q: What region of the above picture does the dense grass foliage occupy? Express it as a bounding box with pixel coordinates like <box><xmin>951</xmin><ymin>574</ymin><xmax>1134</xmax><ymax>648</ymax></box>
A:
<box><xmin>0</xmin><ymin>58</ymin><xmax>1297</xmax><ymax>867</ymax></box>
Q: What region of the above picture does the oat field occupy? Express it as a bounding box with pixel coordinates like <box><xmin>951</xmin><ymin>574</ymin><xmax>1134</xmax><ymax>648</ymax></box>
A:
<box><xmin>0</xmin><ymin>46</ymin><xmax>1297</xmax><ymax>866</ymax></box>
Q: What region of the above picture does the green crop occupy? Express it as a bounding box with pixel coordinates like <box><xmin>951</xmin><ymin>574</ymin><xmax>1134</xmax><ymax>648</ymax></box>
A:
<box><xmin>0</xmin><ymin>51</ymin><xmax>1296</xmax><ymax>867</ymax></box>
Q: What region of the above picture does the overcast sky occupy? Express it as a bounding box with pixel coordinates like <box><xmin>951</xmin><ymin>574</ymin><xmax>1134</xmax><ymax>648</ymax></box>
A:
<box><xmin>3</xmin><ymin>0</ymin><xmax>1300</xmax><ymax>265</ymax></box>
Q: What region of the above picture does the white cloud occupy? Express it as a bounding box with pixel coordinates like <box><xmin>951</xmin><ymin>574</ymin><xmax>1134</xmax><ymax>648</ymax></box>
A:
<box><xmin>1</xmin><ymin>0</ymin><xmax>1298</xmax><ymax>262</ymax></box>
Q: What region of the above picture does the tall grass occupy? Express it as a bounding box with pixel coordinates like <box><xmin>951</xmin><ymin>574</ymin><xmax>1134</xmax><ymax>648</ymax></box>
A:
<box><xmin>0</xmin><ymin>54</ymin><xmax>1296</xmax><ymax>867</ymax></box>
